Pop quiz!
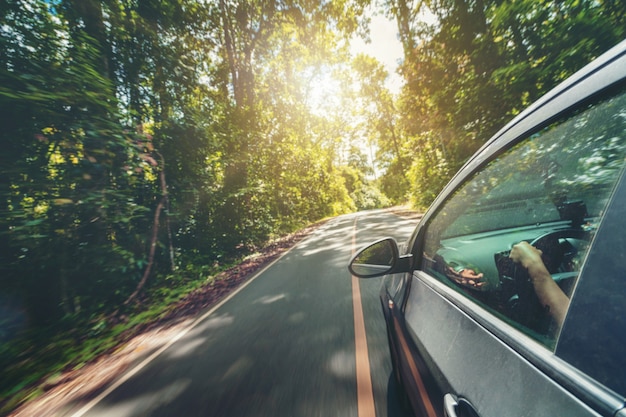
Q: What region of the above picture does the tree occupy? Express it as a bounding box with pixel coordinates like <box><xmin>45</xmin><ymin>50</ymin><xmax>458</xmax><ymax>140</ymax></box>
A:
<box><xmin>0</xmin><ymin>0</ymin><xmax>151</xmax><ymax>322</ymax></box>
<box><xmin>352</xmin><ymin>54</ymin><xmax>410</xmax><ymax>203</ymax></box>
<box><xmin>385</xmin><ymin>0</ymin><xmax>626</xmax><ymax>208</ymax></box>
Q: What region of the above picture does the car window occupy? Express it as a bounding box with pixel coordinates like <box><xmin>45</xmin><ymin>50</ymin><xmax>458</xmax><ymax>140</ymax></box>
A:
<box><xmin>420</xmin><ymin>87</ymin><xmax>626</xmax><ymax>348</ymax></box>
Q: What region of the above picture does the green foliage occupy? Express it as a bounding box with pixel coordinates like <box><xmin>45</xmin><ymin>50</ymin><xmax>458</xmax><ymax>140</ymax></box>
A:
<box><xmin>406</xmin><ymin>135</ymin><xmax>451</xmax><ymax>210</ymax></box>
<box><xmin>352</xmin><ymin>182</ymin><xmax>391</xmax><ymax>211</ymax></box>
<box><xmin>0</xmin><ymin>262</ymin><xmax>212</xmax><ymax>415</ymax></box>
<box><xmin>385</xmin><ymin>0</ymin><xmax>626</xmax><ymax>207</ymax></box>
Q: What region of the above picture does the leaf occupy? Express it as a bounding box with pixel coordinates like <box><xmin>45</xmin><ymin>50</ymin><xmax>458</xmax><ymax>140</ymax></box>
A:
<box><xmin>52</xmin><ymin>198</ymin><xmax>74</xmax><ymax>205</ymax></box>
<box><xmin>23</xmin><ymin>219</ymin><xmax>45</xmax><ymax>227</ymax></box>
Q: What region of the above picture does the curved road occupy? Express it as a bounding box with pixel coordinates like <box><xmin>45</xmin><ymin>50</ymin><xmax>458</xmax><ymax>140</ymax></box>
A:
<box><xmin>72</xmin><ymin>210</ymin><xmax>418</xmax><ymax>417</ymax></box>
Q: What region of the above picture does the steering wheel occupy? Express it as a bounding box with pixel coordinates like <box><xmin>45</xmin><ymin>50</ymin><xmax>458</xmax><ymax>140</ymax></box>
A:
<box><xmin>500</xmin><ymin>228</ymin><xmax>591</xmax><ymax>333</ymax></box>
<box><xmin>527</xmin><ymin>228</ymin><xmax>591</xmax><ymax>274</ymax></box>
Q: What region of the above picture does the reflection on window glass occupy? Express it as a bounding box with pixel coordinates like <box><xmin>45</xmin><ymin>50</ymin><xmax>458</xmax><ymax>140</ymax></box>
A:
<box><xmin>421</xmin><ymin>89</ymin><xmax>626</xmax><ymax>348</ymax></box>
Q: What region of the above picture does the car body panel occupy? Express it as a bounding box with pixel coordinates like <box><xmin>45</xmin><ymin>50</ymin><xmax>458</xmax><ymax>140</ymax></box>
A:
<box><xmin>381</xmin><ymin>286</ymin><xmax>444</xmax><ymax>417</ymax></box>
<box><xmin>405</xmin><ymin>270</ymin><xmax>603</xmax><ymax>417</ymax></box>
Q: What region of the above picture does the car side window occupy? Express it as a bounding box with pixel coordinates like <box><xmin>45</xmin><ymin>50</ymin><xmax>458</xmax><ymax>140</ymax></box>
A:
<box><xmin>420</xmin><ymin>88</ymin><xmax>626</xmax><ymax>348</ymax></box>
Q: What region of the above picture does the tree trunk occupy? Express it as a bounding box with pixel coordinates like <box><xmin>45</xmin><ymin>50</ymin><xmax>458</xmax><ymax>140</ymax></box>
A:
<box><xmin>69</xmin><ymin>0</ymin><xmax>112</xmax><ymax>80</ymax></box>
<box><xmin>392</xmin><ymin>0</ymin><xmax>420</xmax><ymax>60</ymax></box>
<box><xmin>124</xmin><ymin>153</ymin><xmax>171</xmax><ymax>305</ymax></box>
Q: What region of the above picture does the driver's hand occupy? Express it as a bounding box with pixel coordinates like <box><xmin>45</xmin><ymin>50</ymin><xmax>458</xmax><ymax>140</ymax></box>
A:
<box><xmin>510</xmin><ymin>241</ymin><xmax>543</xmax><ymax>269</ymax></box>
<box><xmin>446</xmin><ymin>266</ymin><xmax>486</xmax><ymax>288</ymax></box>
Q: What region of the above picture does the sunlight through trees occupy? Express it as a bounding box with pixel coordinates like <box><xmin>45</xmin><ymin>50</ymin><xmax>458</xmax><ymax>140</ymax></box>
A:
<box><xmin>1</xmin><ymin>0</ymin><xmax>625</xmax><ymax>411</ymax></box>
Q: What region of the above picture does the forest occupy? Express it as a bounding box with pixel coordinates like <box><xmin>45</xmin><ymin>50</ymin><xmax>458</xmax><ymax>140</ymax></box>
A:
<box><xmin>1</xmin><ymin>0</ymin><xmax>625</xmax><ymax>413</ymax></box>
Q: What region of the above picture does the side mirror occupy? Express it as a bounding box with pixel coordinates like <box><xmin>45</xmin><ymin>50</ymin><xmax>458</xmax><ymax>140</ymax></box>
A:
<box><xmin>348</xmin><ymin>237</ymin><xmax>412</xmax><ymax>278</ymax></box>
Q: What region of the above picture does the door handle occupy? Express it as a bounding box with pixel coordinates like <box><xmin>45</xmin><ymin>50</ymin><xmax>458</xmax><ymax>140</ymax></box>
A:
<box><xmin>444</xmin><ymin>394</ymin><xmax>458</xmax><ymax>417</ymax></box>
<box><xmin>444</xmin><ymin>393</ymin><xmax>480</xmax><ymax>417</ymax></box>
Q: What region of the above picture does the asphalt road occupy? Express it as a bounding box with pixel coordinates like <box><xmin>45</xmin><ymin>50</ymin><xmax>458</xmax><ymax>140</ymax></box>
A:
<box><xmin>75</xmin><ymin>210</ymin><xmax>418</xmax><ymax>417</ymax></box>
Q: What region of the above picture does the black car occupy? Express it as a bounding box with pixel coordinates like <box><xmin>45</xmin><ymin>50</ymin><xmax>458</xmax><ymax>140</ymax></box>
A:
<box><xmin>349</xmin><ymin>40</ymin><xmax>626</xmax><ymax>417</ymax></box>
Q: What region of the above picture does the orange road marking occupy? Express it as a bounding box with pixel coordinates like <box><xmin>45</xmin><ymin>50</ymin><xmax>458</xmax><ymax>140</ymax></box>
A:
<box><xmin>351</xmin><ymin>216</ymin><xmax>377</xmax><ymax>417</ymax></box>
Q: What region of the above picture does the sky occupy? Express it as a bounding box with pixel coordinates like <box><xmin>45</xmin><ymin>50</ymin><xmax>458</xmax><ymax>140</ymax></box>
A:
<box><xmin>350</xmin><ymin>11</ymin><xmax>404</xmax><ymax>93</ymax></box>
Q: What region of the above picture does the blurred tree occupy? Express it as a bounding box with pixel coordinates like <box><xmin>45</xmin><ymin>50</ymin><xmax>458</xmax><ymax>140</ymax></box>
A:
<box><xmin>0</xmin><ymin>0</ymin><xmax>149</xmax><ymax>323</ymax></box>
<box><xmin>0</xmin><ymin>0</ymin><xmax>373</xmax><ymax>329</ymax></box>
<box><xmin>383</xmin><ymin>0</ymin><xmax>626</xmax><ymax>208</ymax></box>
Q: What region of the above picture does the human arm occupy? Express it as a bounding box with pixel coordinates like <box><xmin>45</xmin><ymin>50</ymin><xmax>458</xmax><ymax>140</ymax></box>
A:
<box><xmin>509</xmin><ymin>242</ymin><xmax>569</xmax><ymax>326</ymax></box>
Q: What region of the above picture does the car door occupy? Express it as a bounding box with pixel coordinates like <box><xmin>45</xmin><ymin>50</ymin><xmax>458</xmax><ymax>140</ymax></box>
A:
<box><xmin>402</xmin><ymin>59</ymin><xmax>626</xmax><ymax>416</ymax></box>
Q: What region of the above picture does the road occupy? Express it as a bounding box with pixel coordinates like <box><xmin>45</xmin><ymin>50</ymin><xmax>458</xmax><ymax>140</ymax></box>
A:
<box><xmin>73</xmin><ymin>210</ymin><xmax>418</xmax><ymax>417</ymax></box>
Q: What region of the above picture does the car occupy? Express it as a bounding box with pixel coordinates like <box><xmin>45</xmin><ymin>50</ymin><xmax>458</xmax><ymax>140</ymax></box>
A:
<box><xmin>349</xmin><ymin>39</ymin><xmax>626</xmax><ymax>417</ymax></box>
